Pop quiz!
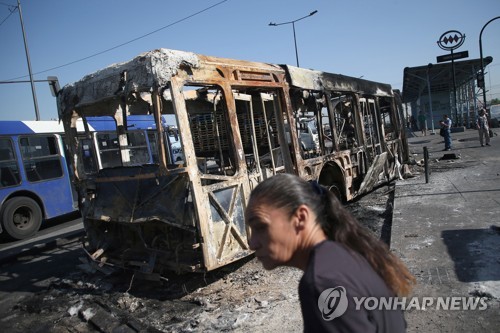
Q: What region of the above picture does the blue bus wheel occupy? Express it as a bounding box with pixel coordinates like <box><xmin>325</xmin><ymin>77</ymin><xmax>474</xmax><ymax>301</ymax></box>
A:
<box><xmin>2</xmin><ymin>197</ymin><xmax>42</xmax><ymax>240</ymax></box>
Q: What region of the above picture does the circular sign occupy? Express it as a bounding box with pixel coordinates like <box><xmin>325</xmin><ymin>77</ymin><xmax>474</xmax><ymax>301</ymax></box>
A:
<box><xmin>437</xmin><ymin>30</ymin><xmax>465</xmax><ymax>51</ymax></box>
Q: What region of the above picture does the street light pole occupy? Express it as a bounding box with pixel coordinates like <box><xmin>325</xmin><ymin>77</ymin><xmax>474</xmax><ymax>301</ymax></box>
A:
<box><xmin>269</xmin><ymin>10</ymin><xmax>318</xmax><ymax>67</ymax></box>
<box><xmin>291</xmin><ymin>21</ymin><xmax>299</xmax><ymax>68</ymax></box>
<box><xmin>17</xmin><ymin>0</ymin><xmax>40</xmax><ymax>121</ymax></box>
<box><xmin>479</xmin><ymin>16</ymin><xmax>500</xmax><ymax>111</ymax></box>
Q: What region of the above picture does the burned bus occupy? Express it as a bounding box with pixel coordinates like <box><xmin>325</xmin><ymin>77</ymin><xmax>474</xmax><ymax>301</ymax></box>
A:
<box><xmin>56</xmin><ymin>48</ymin><xmax>408</xmax><ymax>276</ymax></box>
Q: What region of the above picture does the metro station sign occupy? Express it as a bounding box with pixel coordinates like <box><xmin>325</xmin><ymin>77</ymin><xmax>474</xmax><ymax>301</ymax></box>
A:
<box><xmin>437</xmin><ymin>30</ymin><xmax>465</xmax><ymax>51</ymax></box>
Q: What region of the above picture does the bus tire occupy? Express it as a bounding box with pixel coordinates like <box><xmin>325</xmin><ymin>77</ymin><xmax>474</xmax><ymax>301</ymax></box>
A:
<box><xmin>2</xmin><ymin>197</ymin><xmax>42</xmax><ymax>240</ymax></box>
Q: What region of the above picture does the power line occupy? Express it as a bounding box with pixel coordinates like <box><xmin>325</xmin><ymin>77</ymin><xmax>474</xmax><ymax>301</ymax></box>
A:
<box><xmin>0</xmin><ymin>2</ymin><xmax>16</xmax><ymax>27</ymax></box>
<box><xmin>5</xmin><ymin>0</ymin><xmax>229</xmax><ymax>81</ymax></box>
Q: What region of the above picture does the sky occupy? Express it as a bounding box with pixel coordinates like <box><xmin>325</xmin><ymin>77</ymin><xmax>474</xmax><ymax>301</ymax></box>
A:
<box><xmin>1</xmin><ymin>0</ymin><xmax>499</xmax><ymax>121</ymax></box>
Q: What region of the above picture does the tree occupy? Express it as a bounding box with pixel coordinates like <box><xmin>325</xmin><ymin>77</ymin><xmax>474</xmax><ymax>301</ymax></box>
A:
<box><xmin>489</xmin><ymin>98</ymin><xmax>500</xmax><ymax>106</ymax></box>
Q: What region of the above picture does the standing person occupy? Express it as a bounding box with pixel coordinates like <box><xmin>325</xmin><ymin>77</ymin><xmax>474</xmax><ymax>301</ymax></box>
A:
<box><xmin>439</xmin><ymin>114</ymin><xmax>452</xmax><ymax>151</ymax></box>
<box><xmin>245</xmin><ymin>174</ymin><xmax>415</xmax><ymax>333</ymax></box>
<box><xmin>417</xmin><ymin>111</ymin><xmax>427</xmax><ymax>136</ymax></box>
<box><xmin>476</xmin><ymin>108</ymin><xmax>491</xmax><ymax>147</ymax></box>
<box><xmin>409</xmin><ymin>115</ymin><xmax>417</xmax><ymax>131</ymax></box>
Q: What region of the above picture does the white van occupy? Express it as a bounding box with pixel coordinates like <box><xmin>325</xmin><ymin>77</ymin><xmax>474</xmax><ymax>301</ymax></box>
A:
<box><xmin>171</xmin><ymin>142</ymin><xmax>184</xmax><ymax>163</ymax></box>
<box><xmin>298</xmin><ymin>117</ymin><xmax>320</xmax><ymax>154</ymax></box>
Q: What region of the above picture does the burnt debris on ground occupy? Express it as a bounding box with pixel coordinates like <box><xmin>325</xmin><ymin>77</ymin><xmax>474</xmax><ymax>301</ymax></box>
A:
<box><xmin>0</xmin><ymin>184</ymin><xmax>394</xmax><ymax>333</ymax></box>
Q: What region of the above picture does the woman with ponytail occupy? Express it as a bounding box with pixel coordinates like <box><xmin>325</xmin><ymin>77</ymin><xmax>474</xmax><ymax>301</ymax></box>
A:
<box><xmin>245</xmin><ymin>173</ymin><xmax>415</xmax><ymax>332</ymax></box>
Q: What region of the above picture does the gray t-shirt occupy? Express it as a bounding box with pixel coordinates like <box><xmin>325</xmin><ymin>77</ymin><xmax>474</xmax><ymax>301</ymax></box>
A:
<box><xmin>299</xmin><ymin>240</ymin><xmax>406</xmax><ymax>332</ymax></box>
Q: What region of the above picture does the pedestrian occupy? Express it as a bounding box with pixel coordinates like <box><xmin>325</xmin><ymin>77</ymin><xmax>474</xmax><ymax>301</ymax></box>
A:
<box><xmin>245</xmin><ymin>173</ymin><xmax>415</xmax><ymax>333</ymax></box>
<box><xmin>417</xmin><ymin>111</ymin><xmax>427</xmax><ymax>136</ymax></box>
<box><xmin>439</xmin><ymin>114</ymin><xmax>452</xmax><ymax>151</ymax></box>
<box><xmin>409</xmin><ymin>115</ymin><xmax>417</xmax><ymax>131</ymax></box>
<box><xmin>476</xmin><ymin>108</ymin><xmax>491</xmax><ymax>147</ymax></box>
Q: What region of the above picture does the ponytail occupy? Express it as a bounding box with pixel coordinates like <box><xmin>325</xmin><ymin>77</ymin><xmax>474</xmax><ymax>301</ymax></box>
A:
<box><xmin>319</xmin><ymin>190</ymin><xmax>415</xmax><ymax>296</ymax></box>
<box><xmin>248</xmin><ymin>173</ymin><xmax>415</xmax><ymax>296</ymax></box>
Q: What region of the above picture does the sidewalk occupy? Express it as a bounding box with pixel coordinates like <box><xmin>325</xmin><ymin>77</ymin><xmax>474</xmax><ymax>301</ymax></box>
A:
<box><xmin>391</xmin><ymin>128</ymin><xmax>500</xmax><ymax>332</ymax></box>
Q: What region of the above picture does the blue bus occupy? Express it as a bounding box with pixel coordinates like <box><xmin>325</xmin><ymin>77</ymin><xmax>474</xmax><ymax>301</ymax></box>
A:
<box><xmin>0</xmin><ymin>116</ymin><xmax>181</xmax><ymax>240</ymax></box>
<box><xmin>83</xmin><ymin>115</ymin><xmax>183</xmax><ymax>170</ymax></box>
<box><xmin>0</xmin><ymin>121</ymin><xmax>81</xmax><ymax>240</ymax></box>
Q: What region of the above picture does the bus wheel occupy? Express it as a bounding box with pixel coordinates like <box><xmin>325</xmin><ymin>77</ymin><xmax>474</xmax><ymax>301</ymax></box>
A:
<box><xmin>328</xmin><ymin>183</ymin><xmax>344</xmax><ymax>203</ymax></box>
<box><xmin>2</xmin><ymin>197</ymin><xmax>42</xmax><ymax>240</ymax></box>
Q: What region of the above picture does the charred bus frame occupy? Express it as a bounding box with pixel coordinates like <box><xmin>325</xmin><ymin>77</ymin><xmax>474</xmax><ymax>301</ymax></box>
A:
<box><xmin>57</xmin><ymin>48</ymin><xmax>408</xmax><ymax>276</ymax></box>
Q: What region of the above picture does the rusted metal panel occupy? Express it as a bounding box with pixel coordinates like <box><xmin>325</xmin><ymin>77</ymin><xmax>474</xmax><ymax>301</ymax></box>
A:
<box><xmin>87</xmin><ymin>168</ymin><xmax>192</xmax><ymax>226</ymax></box>
<box><xmin>357</xmin><ymin>152</ymin><xmax>389</xmax><ymax>196</ymax></box>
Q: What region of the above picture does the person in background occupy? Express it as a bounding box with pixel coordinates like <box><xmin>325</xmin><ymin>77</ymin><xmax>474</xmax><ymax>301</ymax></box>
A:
<box><xmin>245</xmin><ymin>173</ymin><xmax>415</xmax><ymax>333</ymax></box>
<box><xmin>476</xmin><ymin>108</ymin><xmax>491</xmax><ymax>147</ymax></box>
<box><xmin>417</xmin><ymin>111</ymin><xmax>427</xmax><ymax>136</ymax></box>
<box><xmin>439</xmin><ymin>114</ymin><xmax>452</xmax><ymax>151</ymax></box>
<box><xmin>409</xmin><ymin>115</ymin><xmax>417</xmax><ymax>131</ymax></box>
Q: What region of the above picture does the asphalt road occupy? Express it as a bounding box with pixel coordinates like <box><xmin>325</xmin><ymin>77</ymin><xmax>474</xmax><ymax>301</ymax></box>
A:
<box><xmin>0</xmin><ymin>212</ymin><xmax>83</xmax><ymax>262</ymax></box>
<box><xmin>0</xmin><ymin>213</ymin><xmax>86</xmax><ymax>321</ymax></box>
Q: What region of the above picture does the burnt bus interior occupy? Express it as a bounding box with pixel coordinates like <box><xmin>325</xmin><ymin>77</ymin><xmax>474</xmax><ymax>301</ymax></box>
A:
<box><xmin>282</xmin><ymin>65</ymin><xmax>406</xmax><ymax>201</ymax></box>
<box><xmin>177</xmin><ymin>85</ymin><xmax>286</xmax><ymax>178</ymax></box>
<box><xmin>58</xmin><ymin>49</ymin><xmax>407</xmax><ymax>276</ymax></box>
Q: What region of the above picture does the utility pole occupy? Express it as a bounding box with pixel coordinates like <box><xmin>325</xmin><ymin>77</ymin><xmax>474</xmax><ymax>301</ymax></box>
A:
<box><xmin>17</xmin><ymin>0</ymin><xmax>40</xmax><ymax>120</ymax></box>
<box><xmin>437</xmin><ymin>30</ymin><xmax>466</xmax><ymax>123</ymax></box>
<box><xmin>426</xmin><ymin>64</ymin><xmax>435</xmax><ymax>134</ymax></box>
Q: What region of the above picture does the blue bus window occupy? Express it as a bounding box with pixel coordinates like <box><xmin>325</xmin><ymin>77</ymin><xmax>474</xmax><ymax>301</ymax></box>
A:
<box><xmin>0</xmin><ymin>138</ymin><xmax>21</xmax><ymax>187</ymax></box>
<box><xmin>20</xmin><ymin>135</ymin><xmax>63</xmax><ymax>182</ymax></box>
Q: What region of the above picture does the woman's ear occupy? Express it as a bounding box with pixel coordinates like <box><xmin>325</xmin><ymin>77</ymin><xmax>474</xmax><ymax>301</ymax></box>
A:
<box><xmin>293</xmin><ymin>204</ymin><xmax>311</xmax><ymax>232</ymax></box>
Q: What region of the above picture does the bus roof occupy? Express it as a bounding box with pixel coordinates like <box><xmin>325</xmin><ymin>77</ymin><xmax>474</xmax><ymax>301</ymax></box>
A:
<box><xmin>282</xmin><ymin>65</ymin><xmax>394</xmax><ymax>97</ymax></box>
<box><xmin>0</xmin><ymin>115</ymin><xmax>171</xmax><ymax>136</ymax></box>
<box><xmin>1</xmin><ymin>120</ymin><xmax>65</xmax><ymax>135</ymax></box>
<box><xmin>57</xmin><ymin>48</ymin><xmax>284</xmax><ymax>117</ymax></box>
<box><xmin>57</xmin><ymin>49</ymin><xmax>200</xmax><ymax>115</ymax></box>
<box><xmin>0</xmin><ymin>120</ymin><xmax>98</xmax><ymax>136</ymax></box>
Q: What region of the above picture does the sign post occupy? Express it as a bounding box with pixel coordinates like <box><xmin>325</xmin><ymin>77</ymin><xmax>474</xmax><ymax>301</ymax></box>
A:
<box><xmin>437</xmin><ymin>30</ymin><xmax>466</xmax><ymax>122</ymax></box>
